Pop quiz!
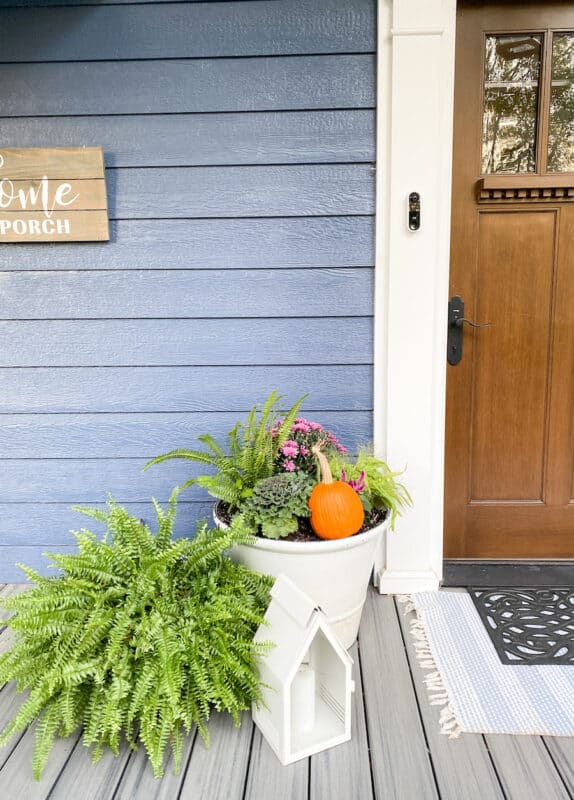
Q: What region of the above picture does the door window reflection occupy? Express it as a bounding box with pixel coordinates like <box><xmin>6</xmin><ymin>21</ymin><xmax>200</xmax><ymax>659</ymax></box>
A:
<box><xmin>548</xmin><ymin>33</ymin><xmax>574</xmax><ymax>173</ymax></box>
<box><xmin>482</xmin><ymin>34</ymin><xmax>542</xmax><ymax>174</ymax></box>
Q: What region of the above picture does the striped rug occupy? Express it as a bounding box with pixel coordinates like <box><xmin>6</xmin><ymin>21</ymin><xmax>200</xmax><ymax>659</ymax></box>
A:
<box><xmin>402</xmin><ymin>591</ymin><xmax>574</xmax><ymax>737</ymax></box>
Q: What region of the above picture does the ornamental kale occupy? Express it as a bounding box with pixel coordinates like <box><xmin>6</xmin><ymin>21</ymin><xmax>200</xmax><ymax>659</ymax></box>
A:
<box><xmin>240</xmin><ymin>472</ymin><xmax>315</xmax><ymax>539</ymax></box>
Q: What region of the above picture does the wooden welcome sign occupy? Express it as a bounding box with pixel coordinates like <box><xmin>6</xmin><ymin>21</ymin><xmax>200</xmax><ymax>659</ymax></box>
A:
<box><xmin>0</xmin><ymin>147</ymin><xmax>109</xmax><ymax>242</ymax></box>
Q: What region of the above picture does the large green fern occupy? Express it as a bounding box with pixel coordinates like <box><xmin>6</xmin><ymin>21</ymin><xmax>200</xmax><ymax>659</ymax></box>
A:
<box><xmin>0</xmin><ymin>492</ymin><xmax>272</xmax><ymax>780</ymax></box>
<box><xmin>144</xmin><ymin>390</ymin><xmax>306</xmax><ymax>509</ymax></box>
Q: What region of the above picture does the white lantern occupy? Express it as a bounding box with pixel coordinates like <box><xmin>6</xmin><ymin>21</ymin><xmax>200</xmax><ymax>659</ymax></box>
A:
<box><xmin>252</xmin><ymin>573</ymin><xmax>355</xmax><ymax>765</ymax></box>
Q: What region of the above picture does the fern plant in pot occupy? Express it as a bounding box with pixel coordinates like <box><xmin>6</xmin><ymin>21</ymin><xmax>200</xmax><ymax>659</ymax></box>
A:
<box><xmin>0</xmin><ymin>491</ymin><xmax>272</xmax><ymax>780</ymax></box>
<box><xmin>145</xmin><ymin>392</ymin><xmax>411</xmax><ymax>648</ymax></box>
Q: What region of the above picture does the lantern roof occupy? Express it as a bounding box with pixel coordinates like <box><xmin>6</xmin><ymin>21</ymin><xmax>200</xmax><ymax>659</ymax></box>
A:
<box><xmin>254</xmin><ymin>573</ymin><xmax>353</xmax><ymax>687</ymax></box>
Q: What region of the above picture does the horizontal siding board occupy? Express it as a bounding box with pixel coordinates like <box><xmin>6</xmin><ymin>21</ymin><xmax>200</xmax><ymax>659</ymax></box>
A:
<box><xmin>5</xmin><ymin>1</ymin><xmax>256</xmax><ymax>7</ymax></box>
<box><xmin>0</xmin><ymin>269</ymin><xmax>373</xmax><ymax>319</ymax></box>
<box><xmin>0</xmin><ymin>0</ymin><xmax>375</xmax><ymax>61</ymax></box>
<box><xmin>0</xmin><ymin>56</ymin><xmax>374</xmax><ymax>116</ymax></box>
<box><xmin>6</xmin><ymin>1</ymin><xmax>220</xmax><ymax>6</ymax></box>
<box><xmin>0</xmin><ymin>459</ymin><xmax>206</xmax><ymax>503</ymax></box>
<box><xmin>0</xmin><ymin>502</ymin><xmax>212</xmax><ymax>546</ymax></box>
<box><xmin>0</xmin><ymin>216</ymin><xmax>374</xmax><ymax>271</ymax></box>
<box><xmin>0</xmin><ymin>411</ymin><xmax>372</xmax><ymax>458</ymax></box>
<box><xmin>0</xmin><ymin>548</ymin><xmax>79</xmax><ymax>581</ymax></box>
<box><xmin>0</xmin><ymin>318</ymin><xmax>373</xmax><ymax>366</ymax></box>
<box><xmin>105</xmin><ymin>165</ymin><xmax>374</xmax><ymax>219</ymax></box>
<box><xmin>0</xmin><ymin>111</ymin><xmax>375</xmax><ymax>167</ymax></box>
<box><xmin>7</xmin><ymin>0</ymin><xmax>219</xmax><ymax>5</ymax></box>
<box><xmin>0</xmin><ymin>366</ymin><xmax>373</xmax><ymax>413</ymax></box>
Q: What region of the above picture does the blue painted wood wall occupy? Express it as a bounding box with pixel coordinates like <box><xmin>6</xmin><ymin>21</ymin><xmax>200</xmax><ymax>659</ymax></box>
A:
<box><xmin>0</xmin><ymin>0</ymin><xmax>376</xmax><ymax>580</ymax></box>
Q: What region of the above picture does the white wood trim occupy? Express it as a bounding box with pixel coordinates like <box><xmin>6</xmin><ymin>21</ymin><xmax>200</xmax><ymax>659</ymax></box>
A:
<box><xmin>373</xmin><ymin>0</ymin><xmax>392</xmax><ymax>459</ymax></box>
<box><xmin>373</xmin><ymin>0</ymin><xmax>457</xmax><ymax>594</ymax></box>
<box><xmin>390</xmin><ymin>28</ymin><xmax>444</xmax><ymax>36</ymax></box>
<box><xmin>374</xmin><ymin>569</ymin><xmax>440</xmax><ymax>594</ymax></box>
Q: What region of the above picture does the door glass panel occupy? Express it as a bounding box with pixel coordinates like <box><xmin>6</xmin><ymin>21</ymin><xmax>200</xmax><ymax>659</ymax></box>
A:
<box><xmin>482</xmin><ymin>34</ymin><xmax>542</xmax><ymax>174</ymax></box>
<box><xmin>548</xmin><ymin>33</ymin><xmax>574</xmax><ymax>173</ymax></box>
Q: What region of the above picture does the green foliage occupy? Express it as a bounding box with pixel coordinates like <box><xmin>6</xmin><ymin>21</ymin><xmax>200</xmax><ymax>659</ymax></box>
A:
<box><xmin>329</xmin><ymin>449</ymin><xmax>412</xmax><ymax>530</ymax></box>
<box><xmin>0</xmin><ymin>493</ymin><xmax>272</xmax><ymax>780</ymax></box>
<box><xmin>143</xmin><ymin>390</ymin><xmax>306</xmax><ymax>510</ymax></box>
<box><xmin>240</xmin><ymin>472</ymin><xmax>314</xmax><ymax>539</ymax></box>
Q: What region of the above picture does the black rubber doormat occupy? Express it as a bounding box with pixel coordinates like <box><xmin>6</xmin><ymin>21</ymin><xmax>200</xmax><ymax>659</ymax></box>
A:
<box><xmin>469</xmin><ymin>589</ymin><xmax>574</xmax><ymax>665</ymax></box>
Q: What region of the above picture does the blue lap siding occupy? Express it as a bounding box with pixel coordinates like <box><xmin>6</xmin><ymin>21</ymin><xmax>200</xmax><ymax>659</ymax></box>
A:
<box><xmin>0</xmin><ymin>0</ymin><xmax>376</xmax><ymax>579</ymax></box>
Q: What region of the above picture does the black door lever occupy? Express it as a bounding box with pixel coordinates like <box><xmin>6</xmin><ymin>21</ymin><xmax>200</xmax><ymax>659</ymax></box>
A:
<box><xmin>447</xmin><ymin>295</ymin><xmax>491</xmax><ymax>365</ymax></box>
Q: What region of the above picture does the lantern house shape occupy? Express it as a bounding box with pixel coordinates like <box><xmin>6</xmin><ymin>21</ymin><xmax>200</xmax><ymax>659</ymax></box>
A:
<box><xmin>253</xmin><ymin>574</ymin><xmax>355</xmax><ymax>765</ymax></box>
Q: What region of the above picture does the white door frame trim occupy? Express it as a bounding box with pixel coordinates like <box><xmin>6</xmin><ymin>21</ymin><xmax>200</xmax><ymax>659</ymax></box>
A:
<box><xmin>373</xmin><ymin>0</ymin><xmax>457</xmax><ymax>594</ymax></box>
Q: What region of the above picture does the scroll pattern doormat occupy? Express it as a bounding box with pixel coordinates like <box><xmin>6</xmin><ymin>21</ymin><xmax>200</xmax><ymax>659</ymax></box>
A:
<box><xmin>401</xmin><ymin>592</ymin><xmax>574</xmax><ymax>737</ymax></box>
<box><xmin>469</xmin><ymin>589</ymin><xmax>574</xmax><ymax>665</ymax></box>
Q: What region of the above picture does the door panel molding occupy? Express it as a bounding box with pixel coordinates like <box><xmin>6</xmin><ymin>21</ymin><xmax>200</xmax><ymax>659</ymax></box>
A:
<box><xmin>478</xmin><ymin>176</ymin><xmax>574</xmax><ymax>202</ymax></box>
<box><xmin>468</xmin><ymin>209</ymin><xmax>556</xmax><ymax>503</ymax></box>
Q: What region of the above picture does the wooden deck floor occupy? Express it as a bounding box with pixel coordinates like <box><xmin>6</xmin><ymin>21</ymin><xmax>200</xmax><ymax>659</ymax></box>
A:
<box><xmin>0</xmin><ymin>585</ymin><xmax>573</xmax><ymax>800</ymax></box>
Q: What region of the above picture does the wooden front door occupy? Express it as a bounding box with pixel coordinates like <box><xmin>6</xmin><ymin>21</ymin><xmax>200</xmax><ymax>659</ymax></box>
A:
<box><xmin>445</xmin><ymin>1</ymin><xmax>574</xmax><ymax>558</ymax></box>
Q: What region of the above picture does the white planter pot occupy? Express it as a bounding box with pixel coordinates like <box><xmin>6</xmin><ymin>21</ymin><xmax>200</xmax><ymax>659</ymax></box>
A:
<box><xmin>215</xmin><ymin>507</ymin><xmax>388</xmax><ymax>649</ymax></box>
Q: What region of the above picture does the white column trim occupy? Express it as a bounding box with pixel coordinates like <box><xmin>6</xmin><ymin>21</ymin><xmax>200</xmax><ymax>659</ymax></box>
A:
<box><xmin>373</xmin><ymin>0</ymin><xmax>457</xmax><ymax>595</ymax></box>
<box><xmin>373</xmin><ymin>0</ymin><xmax>392</xmax><ymax>460</ymax></box>
<box><xmin>390</xmin><ymin>28</ymin><xmax>444</xmax><ymax>36</ymax></box>
<box><xmin>375</xmin><ymin>570</ymin><xmax>440</xmax><ymax>594</ymax></box>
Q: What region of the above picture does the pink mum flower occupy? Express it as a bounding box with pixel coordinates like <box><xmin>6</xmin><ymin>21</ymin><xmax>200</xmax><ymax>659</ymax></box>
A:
<box><xmin>281</xmin><ymin>441</ymin><xmax>299</xmax><ymax>457</ymax></box>
<box><xmin>292</xmin><ymin>419</ymin><xmax>311</xmax><ymax>433</ymax></box>
<box><xmin>284</xmin><ymin>459</ymin><xmax>296</xmax><ymax>472</ymax></box>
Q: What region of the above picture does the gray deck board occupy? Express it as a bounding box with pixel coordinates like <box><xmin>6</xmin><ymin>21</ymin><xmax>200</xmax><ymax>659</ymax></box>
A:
<box><xmin>309</xmin><ymin>643</ymin><xmax>373</xmax><ymax>800</ymax></box>
<box><xmin>245</xmin><ymin>729</ymin><xmax>308</xmax><ymax>800</ymax></box>
<box><xmin>485</xmin><ymin>735</ymin><xmax>571</xmax><ymax>800</ymax></box>
<box><xmin>543</xmin><ymin>738</ymin><xmax>574</xmax><ymax>793</ymax></box>
<box><xmin>359</xmin><ymin>594</ymin><xmax>439</xmax><ymax>799</ymax></box>
<box><xmin>0</xmin><ymin>717</ymin><xmax>81</xmax><ymax>799</ymax></box>
<box><xmin>0</xmin><ymin>587</ymin><xmax>572</xmax><ymax>800</ymax></box>
<box><xmin>49</xmin><ymin>736</ymin><xmax>132</xmax><ymax>800</ymax></box>
<box><xmin>396</xmin><ymin>597</ymin><xmax>505</xmax><ymax>800</ymax></box>
<box><xmin>178</xmin><ymin>712</ymin><xmax>253</xmax><ymax>800</ymax></box>
<box><xmin>0</xmin><ymin>685</ymin><xmax>27</xmax><ymax>771</ymax></box>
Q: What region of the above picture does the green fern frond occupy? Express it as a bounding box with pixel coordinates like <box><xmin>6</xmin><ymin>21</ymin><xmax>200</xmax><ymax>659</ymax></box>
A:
<box><xmin>274</xmin><ymin>394</ymin><xmax>307</xmax><ymax>451</ymax></box>
<box><xmin>143</xmin><ymin>391</ymin><xmax>307</xmax><ymax>507</ymax></box>
<box><xmin>71</xmin><ymin>505</ymin><xmax>110</xmax><ymax>524</ymax></box>
<box><xmin>32</xmin><ymin>702</ymin><xmax>62</xmax><ymax>781</ymax></box>
<box><xmin>196</xmin><ymin>433</ymin><xmax>226</xmax><ymax>459</ymax></box>
<box><xmin>195</xmin><ymin>474</ymin><xmax>240</xmax><ymax>506</ymax></box>
<box><xmin>142</xmin><ymin>448</ymin><xmax>219</xmax><ymax>471</ymax></box>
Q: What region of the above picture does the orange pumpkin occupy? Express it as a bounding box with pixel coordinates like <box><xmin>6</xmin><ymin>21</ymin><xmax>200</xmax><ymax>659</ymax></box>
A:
<box><xmin>308</xmin><ymin>443</ymin><xmax>364</xmax><ymax>539</ymax></box>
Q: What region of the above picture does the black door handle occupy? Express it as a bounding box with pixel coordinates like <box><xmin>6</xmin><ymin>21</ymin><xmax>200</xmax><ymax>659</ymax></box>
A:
<box><xmin>453</xmin><ymin>317</ymin><xmax>492</xmax><ymax>329</ymax></box>
<box><xmin>447</xmin><ymin>295</ymin><xmax>491</xmax><ymax>365</ymax></box>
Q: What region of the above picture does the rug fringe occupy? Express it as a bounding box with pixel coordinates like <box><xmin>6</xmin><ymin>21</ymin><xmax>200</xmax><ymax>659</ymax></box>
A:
<box><xmin>401</xmin><ymin>595</ymin><xmax>462</xmax><ymax>739</ymax></box>
<box><xmin>397</xmin><ymin>594</ymin><xmax>416</xmax><ymax>614</ymax></box>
